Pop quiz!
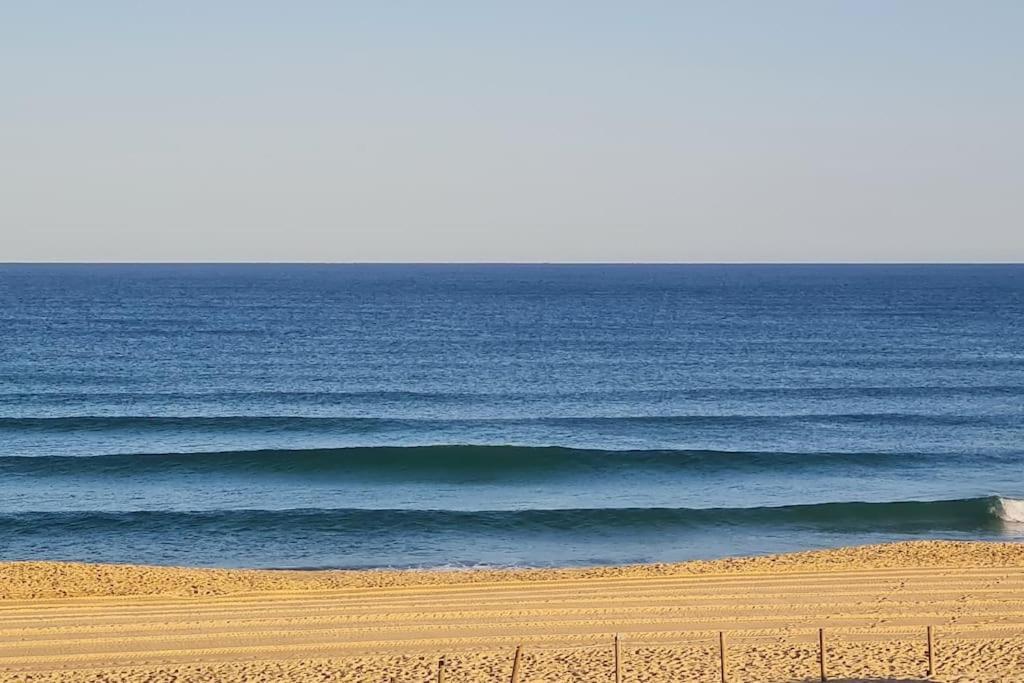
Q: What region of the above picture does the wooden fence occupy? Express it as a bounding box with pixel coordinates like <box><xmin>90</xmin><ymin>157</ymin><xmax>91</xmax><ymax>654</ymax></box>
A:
<box><xmin>420</xmin><ymin>624</ymin><xmax>963</xmax><ymax>683</ymax></box>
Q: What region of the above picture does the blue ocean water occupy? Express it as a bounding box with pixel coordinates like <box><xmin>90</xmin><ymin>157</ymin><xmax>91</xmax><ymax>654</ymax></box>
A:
<box><xmin>0</xmin><ymin>264</ymin><xmax>1022</xmax><ymax>569</ymax></box>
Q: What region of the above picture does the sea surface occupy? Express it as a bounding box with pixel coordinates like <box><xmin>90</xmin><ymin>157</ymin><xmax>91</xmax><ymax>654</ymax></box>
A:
<box><xmin>0</xmin><ymin>264</ymin><xmax>1022</xmax><ymax>569</ymax></box>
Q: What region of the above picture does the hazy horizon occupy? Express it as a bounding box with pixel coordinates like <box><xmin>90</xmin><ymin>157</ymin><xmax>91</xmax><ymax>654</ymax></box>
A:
<box><xmin>4</xmin><ymin>2</ymin><xmax>1023</xmax><ymax>262</ymax></box>
<box><xmin>3</xmin><ymin>261</ymin><xmax>1024</xmax><ymax>265</ymax></box>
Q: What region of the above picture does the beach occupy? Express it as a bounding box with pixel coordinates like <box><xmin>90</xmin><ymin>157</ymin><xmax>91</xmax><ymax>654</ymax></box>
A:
<box><xmin>2</xmin><ymin>268</ymin><xmax>1023</xmax><ymax>680</ymax></box>
<box><xmin>2</xmin><ymin>541</ymin><xmax>1023</xmax><ymax>682</ymax></box>
<box><xmin>5</xmin><ymin>0</ymin><xmax>1024</xmax><ymax>674</ymax></box>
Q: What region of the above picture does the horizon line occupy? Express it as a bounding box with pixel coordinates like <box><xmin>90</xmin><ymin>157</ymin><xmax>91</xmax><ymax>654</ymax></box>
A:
<box><xmin>1</xmin><ymin>261</ymin><xmax>1023</xmax><ymax>267</ymax></box>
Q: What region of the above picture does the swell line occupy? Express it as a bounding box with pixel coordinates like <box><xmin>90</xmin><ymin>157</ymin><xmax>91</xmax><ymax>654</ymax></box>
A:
<box><xmin>1</xmin><ymin>497</ymin><xmax>1020</xmax><ymax>536</ymax></box>
<box><xmin>0</xmin><ymin>445</ymin><xmax>958</xmax><ymax>478</ymax></box>
<box><xmin>2</xmin><ymin>385</ymin><xmax>1022</xmax><ymax>402</ymax></box>
<box><xmin>0</xmin><ymin>412</ymin><xmax>1011</xmax><ymax>431</ymax></box>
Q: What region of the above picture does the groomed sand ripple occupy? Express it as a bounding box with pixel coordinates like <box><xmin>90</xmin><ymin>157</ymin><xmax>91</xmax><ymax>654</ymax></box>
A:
<box><xmin>1</xmin><ymin>541</ymin><xmax>1023</xmax><ymax>682</ymax></box>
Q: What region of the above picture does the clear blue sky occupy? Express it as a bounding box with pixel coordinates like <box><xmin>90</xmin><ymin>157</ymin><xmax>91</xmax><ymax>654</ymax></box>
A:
<box><xmin>3</xmin><ymin>2</ymin><xmax>1022</xmax><ymax>262</ymax></box>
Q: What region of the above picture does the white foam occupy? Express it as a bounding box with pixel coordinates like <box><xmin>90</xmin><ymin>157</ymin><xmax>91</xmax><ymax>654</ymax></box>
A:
<box><xmin>991</xmin><ymin>497</ymin><xmax>1024</xmax><ymax>524</ymax></box>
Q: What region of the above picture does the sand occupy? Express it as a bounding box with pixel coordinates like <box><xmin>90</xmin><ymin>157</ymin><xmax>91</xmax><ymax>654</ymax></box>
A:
<box><xmin>1</xmin><ymin>541</ymin><xmax>1023</xmax><ymax>682</ymax></box>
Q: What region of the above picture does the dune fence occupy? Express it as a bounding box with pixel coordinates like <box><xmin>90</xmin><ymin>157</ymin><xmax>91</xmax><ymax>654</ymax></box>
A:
<box><xmin>402</xmin><ymin>624</ymin><xmax>1023</xmax><ymax>683</ymax></box>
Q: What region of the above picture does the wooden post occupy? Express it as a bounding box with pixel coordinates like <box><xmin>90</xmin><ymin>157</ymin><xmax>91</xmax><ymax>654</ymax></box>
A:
<box><xmin>927</xmin><ymin>626</ymin><xmax>935</xmax><ymax>677</ymax></box>
<box><xmin>437</xmin><ymin>656</ymin><xmax>446</xmax><ymax>683</ymax></box>
<box><xmin>818</xmin><ymin>628</ymin><xmax>827</xmax><ymax>682</ymax></box>
<box><xmin>719</xmin><ymin>631</ymin><xmax>728</xmax><ymax>683</ymax></box>
<box><xmin>614</xmin><ymin>634</ymin><xmax>622</xmax><ymax>683</ymax></box>
<box><xmin>510</xmin><ymin>644</ymin><xmax>523</xmax><ymax>683</ymax></box>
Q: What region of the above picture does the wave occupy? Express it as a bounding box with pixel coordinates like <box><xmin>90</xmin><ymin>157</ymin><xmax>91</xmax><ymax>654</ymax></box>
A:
<box><xmin>0</xmin><ymin>445</ymin><xmax>956</xmax><ymax>479</ymax></box>
<box><xmin>2</xmin><ymin>497</ymin><xmax>1020</xmax><ymax>536</ymax></box>
<box><xmin>2</xmin><ymin>385</ymin><xmax>1021</xmax><ymax>403</ymax></box>
<box><xmin>992</xmin><ymin>496</ymin><xmax>1024</xmax><ymax>523</ymax></box>
<box><xmin>0</xmin><ymin>411</ymin><xmax>1010</xmax><ymax>432</ymax></box>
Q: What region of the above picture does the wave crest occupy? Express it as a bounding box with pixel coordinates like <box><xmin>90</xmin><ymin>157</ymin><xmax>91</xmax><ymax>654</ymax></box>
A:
<box><xmin>991</xmin><ymin>497</ymin><xmax>1024</xmax><ymax>523</ymax></box>
<box><xmin>0</xmin><ymin>445</ymin><xmax>935</xmax><ymax>479</ymax></box>
<box><xmin>1</xmin><ymin>496</ymin><xmax>1017</xmax><ymax>533</ymax></box>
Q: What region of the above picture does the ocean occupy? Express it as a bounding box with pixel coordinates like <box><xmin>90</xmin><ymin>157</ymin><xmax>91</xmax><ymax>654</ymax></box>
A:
<box><xmin>0</xmin><ymin>264</ymin><xmax>1022</xmax><ymax>569</ymax></box>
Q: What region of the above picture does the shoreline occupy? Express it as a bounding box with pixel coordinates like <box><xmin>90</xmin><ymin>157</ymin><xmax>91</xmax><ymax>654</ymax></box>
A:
<box><xmin>3</xmin><ymin>540</ymin><xmax>1024</xmax><ymax>600</ymax></box>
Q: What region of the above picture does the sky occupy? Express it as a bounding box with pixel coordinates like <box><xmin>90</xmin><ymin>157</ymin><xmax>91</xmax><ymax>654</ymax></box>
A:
<box><xmin>2</xmin><ymin>2</ymin><xmax>1022</xmax><ymax>262</ymax></box>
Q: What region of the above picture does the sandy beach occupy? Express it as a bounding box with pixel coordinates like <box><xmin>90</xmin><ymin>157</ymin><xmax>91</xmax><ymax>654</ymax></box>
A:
<box><xmin>0</xmin><ymin>541</ymin><xmax>1023</xmax><ymax>682</ymax></box>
